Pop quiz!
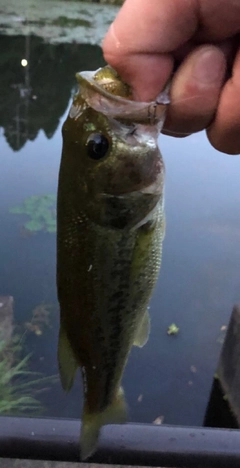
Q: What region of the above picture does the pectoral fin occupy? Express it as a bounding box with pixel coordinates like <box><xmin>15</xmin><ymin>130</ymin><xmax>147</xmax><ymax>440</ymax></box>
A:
<box><xmin>58</xmin><ymin>324</ymin><xmax>78</xmax><ymax>392</ymax></box>
<box><xmin>133</xmin><ymin>309</ymin><xmax>150</xmax><ymax>347</ymax></box>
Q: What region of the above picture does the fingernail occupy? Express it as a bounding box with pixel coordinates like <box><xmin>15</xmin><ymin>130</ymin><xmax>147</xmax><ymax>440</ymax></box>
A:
<box><xmin>193</xmin><ymin>48</ymin><xmax>226</xmax><ymax>84</ymax></box>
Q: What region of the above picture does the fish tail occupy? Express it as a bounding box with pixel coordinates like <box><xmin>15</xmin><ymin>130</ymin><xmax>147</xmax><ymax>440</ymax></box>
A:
<box><xmin>80</xmin><ymin>386</ymin><xmax>127</xmax><ymax>460</ymax></box>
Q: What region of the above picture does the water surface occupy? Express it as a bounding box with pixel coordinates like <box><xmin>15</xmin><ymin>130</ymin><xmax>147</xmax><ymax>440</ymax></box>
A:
<box><xmin>1</xmin><ymin>33</ymin><xmax>240</xmax><ymax>427</ymax></box>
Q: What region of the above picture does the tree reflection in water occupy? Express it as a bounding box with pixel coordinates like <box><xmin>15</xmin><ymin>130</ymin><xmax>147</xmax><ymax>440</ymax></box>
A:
<box><xmin>0</xmin><ymin>34</ymin><xmax>105</xmax><ymax>151</ymax></box>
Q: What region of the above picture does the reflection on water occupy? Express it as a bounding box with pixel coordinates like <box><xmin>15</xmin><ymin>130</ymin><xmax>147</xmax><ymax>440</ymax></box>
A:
<box><xmin>1</xmin><ymin>33</ymin><xmax>240</xmax><ymax>428</ymax></box>
<box><xmin>0</xmin><ymin>34</ymin><xmax>105</xmax><ymax>151</ymax></box>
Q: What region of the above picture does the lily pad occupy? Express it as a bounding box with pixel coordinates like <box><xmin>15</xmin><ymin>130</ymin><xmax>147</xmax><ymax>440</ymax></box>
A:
<box><xmin>9</xmin><ymin>194</ymin><xmax>57</xmax><ymax>234</ymax></box>
<box><xmin>24</xmin><ymin>220</ymin><xmax>45</xmax><ymax>232</ymax></box>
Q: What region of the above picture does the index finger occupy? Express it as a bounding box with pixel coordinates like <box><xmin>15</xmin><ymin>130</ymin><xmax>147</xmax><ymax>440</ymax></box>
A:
<box><xmin>103</xmin><ymin>0</ymin><xmax>198</xmax><ymax>99</ymax></box>
<box><xmin>104</xmin><ymin>0</ymin><xmax>198</xmax><ymax>55</ymax></box>
<box><xmin>102</xmin><ymin>0</ymin><xmax>240</xmax><ymax>101</ymax></box>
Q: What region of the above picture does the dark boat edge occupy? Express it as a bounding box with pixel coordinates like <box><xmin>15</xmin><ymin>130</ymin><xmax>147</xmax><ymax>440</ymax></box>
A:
<box><xmin>0</xmin><ymin>416</ymin><xmax>240</xmax><ymax>468</ymax></box>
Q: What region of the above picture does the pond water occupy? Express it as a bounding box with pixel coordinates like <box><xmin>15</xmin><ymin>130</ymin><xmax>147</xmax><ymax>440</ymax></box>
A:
<box><xmin>1</xmin><ymin>31</ymin><xmax>240</xmax><ymax>428</ymax></box>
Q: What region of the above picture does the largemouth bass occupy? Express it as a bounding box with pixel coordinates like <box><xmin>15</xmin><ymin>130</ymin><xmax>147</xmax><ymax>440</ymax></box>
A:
<box><xmin>57</xmin><ymin>66</ymin><xmax>169</xmax><ymax>460</ymax></box>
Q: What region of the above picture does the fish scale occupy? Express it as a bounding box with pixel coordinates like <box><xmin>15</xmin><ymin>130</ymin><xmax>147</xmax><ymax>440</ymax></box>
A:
<box><xmin>58</xmin><ymin>206</ymin><xmax>164</xmax><ymax>403</ymax></box>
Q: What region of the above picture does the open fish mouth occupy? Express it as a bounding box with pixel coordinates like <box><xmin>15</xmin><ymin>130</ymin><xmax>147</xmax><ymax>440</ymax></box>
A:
<box><xmin>76</xmin><ymin>69</ymin><xmax>170</xmax><ymax>128</ymax></box>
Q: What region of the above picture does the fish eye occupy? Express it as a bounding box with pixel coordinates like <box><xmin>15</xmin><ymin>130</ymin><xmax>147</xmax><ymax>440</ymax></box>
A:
<box><xmin>86</xmin><ymin>133</ymin><xmax>110</xmax><ymax>160</ymax></box>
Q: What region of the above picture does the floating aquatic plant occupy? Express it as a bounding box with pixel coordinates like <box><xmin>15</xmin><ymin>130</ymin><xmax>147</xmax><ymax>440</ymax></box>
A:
<box><xmin>167</xmin><ymin>323</ymin><xmax>180</xmax><ymax>336</ymax></box>
<box><xmin>9</xmin><ymin>194</ymin><xmax>56</xmax><ymax>234</ymax></box>
<box><xmin>0</xmin><ymin>336</ymin><xmax>58</xmax><ymax>415</ymax></box>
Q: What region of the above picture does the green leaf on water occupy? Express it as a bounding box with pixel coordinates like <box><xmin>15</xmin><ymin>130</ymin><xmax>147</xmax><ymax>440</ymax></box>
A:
<box><xmin>24</xmin><ymin>220</ymin><xmax>44</xmax><ymax>232</ymax></box>
<box><xmin>47</xmin><ymin>225</ymin><xmax>56</xmax><ymax>233</ymax></box>
<box><xmin>9</xmin><ymin>194</ymin><xmax>57</xmax><ymax>235</ymax></box>
<box><xmin>44</xmin><ymin>212</ymin><xmax>54</xmax><ymax>223</ymax></box>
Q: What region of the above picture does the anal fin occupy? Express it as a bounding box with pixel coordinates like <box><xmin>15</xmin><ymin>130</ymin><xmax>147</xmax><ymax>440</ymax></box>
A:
<box><xmin>58</xmin><ymin>324</ymin><xmax>78</xmax><ymax>392</ymax></box>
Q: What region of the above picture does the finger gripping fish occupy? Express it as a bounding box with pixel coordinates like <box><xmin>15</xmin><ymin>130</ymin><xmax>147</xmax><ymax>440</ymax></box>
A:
<box><xmin>57</xmin><ymin>66</ymin><xmax>169</xmax><ymax>460</ymax></box>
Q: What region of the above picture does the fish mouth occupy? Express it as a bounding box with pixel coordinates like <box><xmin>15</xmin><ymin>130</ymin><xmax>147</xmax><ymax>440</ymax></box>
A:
<box><xmin>76</xmin><ymin>69</ymin><xmax>169</xmax><ymax>127</ymax></box>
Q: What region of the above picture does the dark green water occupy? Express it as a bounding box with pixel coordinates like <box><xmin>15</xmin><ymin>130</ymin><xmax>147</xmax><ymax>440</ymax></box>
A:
<box><xmin>1</xmin><ymin>34</ymin><xmax>240</xmax><ymax>427</ymax></box>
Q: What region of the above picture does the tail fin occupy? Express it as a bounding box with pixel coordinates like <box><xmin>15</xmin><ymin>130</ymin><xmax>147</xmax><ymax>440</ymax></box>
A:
<box><xmin>80</xmin><ymin>387</ymin><xmax>127</xmax><ymax>460</ymax></box>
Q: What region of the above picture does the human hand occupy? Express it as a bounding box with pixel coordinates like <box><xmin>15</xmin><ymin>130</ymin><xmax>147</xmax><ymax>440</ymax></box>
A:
<box><xmin>102</xmin><ymin>0</ymin><xmax>240</xmax><ymax>154</ymax></box>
